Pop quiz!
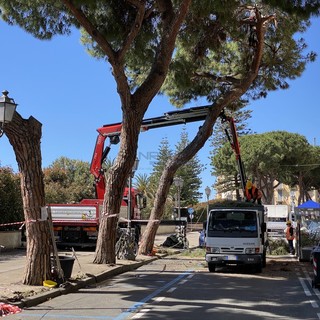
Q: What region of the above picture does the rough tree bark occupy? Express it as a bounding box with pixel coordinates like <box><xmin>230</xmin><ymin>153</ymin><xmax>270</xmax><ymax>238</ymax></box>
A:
<box><xmin>5</xmin><ymin>111</ymin><xmax>51</xmax><ymax>285</ymax></box>
<box><xmin>63</xmin><ymin>0</ymin><xmax>193</xmax><ymax>264</ymax></box>
<box><xmin>139</xmin><ymin>10</ymin><xmax>276</xmax><ymax>255</ymax></box>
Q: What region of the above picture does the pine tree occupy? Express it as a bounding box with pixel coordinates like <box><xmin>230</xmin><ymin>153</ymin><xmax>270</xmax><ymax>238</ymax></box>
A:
<box><xmin>210</xmin><ymin>108</ymin><xmax>254</xmax><ymax>155</ymax></box>
<box><xmin>146</xmin><ymin>132</ymin><xmax>204</xmax><ymax>219</ymax></box>
<box><xmin>148</xmin><ymin>138</ymin><xmax>174</xmax><ymax>219</ymax></box>
<box><xmin>149</xmin><ymin>137</ymin><xmax>173</xmax><ymax>186</ymax></box>
<box><xmin>174</xmin><ymin>129</ymin><xmax>204</xmax><ymax>206</ymax></box>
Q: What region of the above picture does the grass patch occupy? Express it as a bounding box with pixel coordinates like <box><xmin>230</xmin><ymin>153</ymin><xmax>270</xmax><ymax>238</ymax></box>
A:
<box><xmin>178</xmin><ymin>248</ymin><xmax>206</xmax><ymax>258</ymax></box>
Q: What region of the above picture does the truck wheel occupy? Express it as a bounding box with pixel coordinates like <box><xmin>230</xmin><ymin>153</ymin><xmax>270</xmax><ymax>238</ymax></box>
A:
<box><xmin>208</xmin><ymin>263</ymin><xmax>216</xmax><ymax>272</ymax></box>
<box><xmin>255</xmin><ymin>263</ymin><xmax>262</xmax><ymax>273</ymax></box>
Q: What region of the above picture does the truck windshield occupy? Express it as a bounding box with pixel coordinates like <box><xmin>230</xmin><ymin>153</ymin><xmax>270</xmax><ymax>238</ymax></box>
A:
<box><xmin>207</xmin><ymin>210</ymin><xmax>258</xmax><ymax>238</ymax></box>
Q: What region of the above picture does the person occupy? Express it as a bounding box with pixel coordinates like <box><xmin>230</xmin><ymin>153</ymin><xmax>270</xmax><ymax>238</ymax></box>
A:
<box><xmin>285</xmin><ymin>221</ymin><xmax>295</xmax><ymax>255</ymax></box>
<box><xmin>245</xmin><ymin>179</ymin><xmax>262</xmax><ymax>205</ymax></box>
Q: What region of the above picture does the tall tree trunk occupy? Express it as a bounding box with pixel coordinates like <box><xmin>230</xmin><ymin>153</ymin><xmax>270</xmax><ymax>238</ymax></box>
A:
<box><xmin>5</xmin><ymin>112</ymin><xmax>51</xmax><ymax>285</ymax></box>
<box><xmin>92</xmin><ymin>0</ymin><xmax>192</xmax><ymax>264</ymax></box>
<box><xmin>94</xmin><ymin>215</ymin><xmax>118</xmax><ymax>264</ymax></box>
<box><xmin>140</xmin><ymin>220</ymin><xmax>160</xmax><ymax>255</ymax></box>
<box><xmin>93</xmin><ymin>106</ymin><xmax>143</xmax><ymax>264</ymax></box>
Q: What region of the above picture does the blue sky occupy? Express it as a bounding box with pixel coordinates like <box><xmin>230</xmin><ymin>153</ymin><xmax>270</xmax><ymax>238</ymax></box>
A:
<box><xmin>0</xmin><ymin>17</ymin><xmax>319</xmax><ymax>202</ymax></box>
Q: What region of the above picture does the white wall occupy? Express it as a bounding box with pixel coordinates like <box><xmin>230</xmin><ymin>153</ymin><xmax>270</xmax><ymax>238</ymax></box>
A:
<box><xmin>0</xmin><ymin>231</ymin><xmax>21</xmax><ymax>249</ymax></box>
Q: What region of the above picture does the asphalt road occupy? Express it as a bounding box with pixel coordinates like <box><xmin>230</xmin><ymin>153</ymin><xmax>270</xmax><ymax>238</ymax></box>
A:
<box><xmin>8</xmin><ymin>255</ymin><xmax>320</xmax><ymax>320</ymax></box>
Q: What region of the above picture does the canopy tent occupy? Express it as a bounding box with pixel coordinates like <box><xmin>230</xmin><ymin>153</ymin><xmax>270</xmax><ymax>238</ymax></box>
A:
<box><xmin>295</xmin><ymin>200</ymin><xmax>320</xmax><ymax>262</ymax></box>
<box><xmin>297</xmin><ymin>200</ymin><xmax>320</xmax><ymax>209</ymax></box>
<box><xmin>295</xmin><ymin>200</ymin><xmax>320</xmax><ymax>220</ymax></box>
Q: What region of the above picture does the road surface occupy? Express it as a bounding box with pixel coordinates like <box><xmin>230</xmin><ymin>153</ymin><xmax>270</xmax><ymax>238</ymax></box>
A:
<box><xmin>9</xmin><ymin>254</ymin><xmax>319</xmax><ymax>320</ymax></box>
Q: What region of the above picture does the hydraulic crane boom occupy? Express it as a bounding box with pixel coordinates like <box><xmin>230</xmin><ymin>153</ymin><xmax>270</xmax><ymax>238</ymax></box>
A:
<box><xmin>219</xmin><ymin>110</ymin><xmax>247</xmax><ymax>198</ymax></box>
<box><xmin>219</xmin><ymin>110</ymin><xmax>262</xmax><ymax>204</ymax></box>
<box><xmin>50</xmin><ymin>106</ymin><xmax>213</xmax><ymax>247</ymax></box>
<box><xmin>90</xmin><ymin>106</ymin><xmax>211</xmax><ymax>199</ymax></box>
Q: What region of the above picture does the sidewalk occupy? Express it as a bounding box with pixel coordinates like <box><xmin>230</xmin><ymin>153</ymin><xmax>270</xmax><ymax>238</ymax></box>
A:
<box><xmin>0</xmin><ymin>231</ymin><xmax>201</xmax><ymax>309</ymax></box>
<box><xmin>1</xmin><ymin>231</ymin><xmax>303</xmax><ymax>312</ymax></box>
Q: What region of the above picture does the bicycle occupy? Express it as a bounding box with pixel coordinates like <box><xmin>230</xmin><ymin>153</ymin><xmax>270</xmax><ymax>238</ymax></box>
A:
<box><xmin>115</xmin><ymin>227</ymin><xmax>138</xmax><ymax>260</ymax></box>
<box><xmin>176</xmin><ymin>225</ymin><xmax>189</xmax><ymax>250</ymax></box>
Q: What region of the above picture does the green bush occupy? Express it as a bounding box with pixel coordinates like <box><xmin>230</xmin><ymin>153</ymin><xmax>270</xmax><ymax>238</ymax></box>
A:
<box><xmin>272</xmin><ymin>246</ymin><xmax>289</xmax><ymax>255</ymax></box>
<box><xmin>300</xmin><ymin>231</ymin><xmax>318</xmax><ymax>247</ymax></box>
<box><xmin>0</xmin><ymin>167</ymin><xmax>23</xmax><ymax>229</ymax></box>
<box><xmin>268</xmin><ymin>239</ymin><xmax>289</xmax><ymax>255</ymax></box>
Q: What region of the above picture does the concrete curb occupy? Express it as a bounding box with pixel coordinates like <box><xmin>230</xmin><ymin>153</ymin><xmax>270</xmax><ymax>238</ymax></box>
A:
<box><xmin>16</xmin><ymin>256</ymin><xmax>159</xmax><ymax>309</ymax></box>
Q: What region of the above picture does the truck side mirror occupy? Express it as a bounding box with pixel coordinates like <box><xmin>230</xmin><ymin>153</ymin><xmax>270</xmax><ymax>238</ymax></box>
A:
<box><xmin>261</xmin><ymin>222</ymin><xmax>266</xmax><ymax>233</ymax></box>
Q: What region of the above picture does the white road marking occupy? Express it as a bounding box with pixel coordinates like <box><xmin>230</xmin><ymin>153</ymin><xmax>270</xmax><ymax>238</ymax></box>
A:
<box><xmin>310</xmin><ymin>300</ymin><xmax>319</xmax><ymax>308</ymax></box>
<box><xmin>298</xmin><ymin>267</ymin><xmax>320</xmax><ymax>317</ymax></box>
<box><xmin>154</xmin><ymin>296</ymin><xmax>165</xmax><ymax>302</ymax></box>
<box><xmin>300</xmin><ymin>266</ymin><xmax>320</xmax><ymax>301</ymax></box>
<box><xmin>131</xmin><ymin>309</ymin><xmax>151</xmax><ymax>319</ymax></box>
<box><xmin>299</xmin><ymin>277</ymin><xmax>312</xmax><ymax>297</ymax></box>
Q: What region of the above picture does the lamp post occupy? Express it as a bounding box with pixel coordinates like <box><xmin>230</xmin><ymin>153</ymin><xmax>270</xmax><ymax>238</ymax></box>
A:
<box><xmin>205</xmin><ymin>186</ymin><xmax>211</xmax><ymax>221</ymax></box>
<box><xmin>173</xmin><ymin>176</ymin><xmax>184</xmax><ymax>220</ymax></box>
<box><xmin>128</xmin><ymin>157</ymin><xmax>140</xmax><ymax>229</ymax></box>
<box><xmin>0</xmin><ymin>90</ymin><xmax>18</xmax><ymax>137</ymax></box>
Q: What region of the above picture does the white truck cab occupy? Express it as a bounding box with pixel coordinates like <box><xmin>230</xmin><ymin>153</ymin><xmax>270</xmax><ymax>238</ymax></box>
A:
<box><xmin>205</xmin><ymin>205</ymin><xmax>267</xmax><ymax>273</ymax></box>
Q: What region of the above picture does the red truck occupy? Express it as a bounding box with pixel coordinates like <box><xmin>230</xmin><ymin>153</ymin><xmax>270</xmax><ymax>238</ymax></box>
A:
<box><xmin>51</xmin><ymin>122</ymin><xmax>146</xmax><ymax>247</ymax></box>
<box><xmin>50</xmin><ymin>192</ymin><xmax>144</xmax><ymax>247</ymax></box>
<box><xmin>51</xmin><ymin>106</ymin><xmax>211</xmax><ymax>247</ymax></box>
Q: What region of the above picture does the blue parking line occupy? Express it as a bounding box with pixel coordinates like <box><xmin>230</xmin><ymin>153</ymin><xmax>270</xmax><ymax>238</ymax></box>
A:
<box><xmin>114</xmin><ymin>270</ymin><xmax>192</xmax><ymax>320</ymax></box>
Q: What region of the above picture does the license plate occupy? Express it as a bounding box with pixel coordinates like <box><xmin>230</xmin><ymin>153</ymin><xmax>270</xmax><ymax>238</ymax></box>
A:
<box><xmin>226</xmin><ymin>255</ymin><xmax>237</xmax><ymax>260</ymax></box>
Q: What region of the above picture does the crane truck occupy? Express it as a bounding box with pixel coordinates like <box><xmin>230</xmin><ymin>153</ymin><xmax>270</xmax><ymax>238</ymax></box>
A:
<box><xmin>50</xmin><ymin>105</ymin><xmax>267</xmax><ymax>270</ymax></box>
<box><xmin>50</xmin><ymin>106</ymin><xmax>212</xmax><ymax>247</ymax></box>
<box><xmin>205</xmin><ymin>111</ymin><xmax>267</xmax><ymax>273</ymax></box>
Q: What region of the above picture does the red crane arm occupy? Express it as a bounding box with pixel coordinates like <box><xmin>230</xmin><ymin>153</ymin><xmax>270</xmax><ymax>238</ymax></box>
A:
<box><xmin>220</xmin><ymin>111</ymin><xmax>247</xmax><ymax>195</ymax></box>
<box><xmin>90</xmin><ymin>106</ymin><xmax>211</xmax><ymax>198</ymax></box>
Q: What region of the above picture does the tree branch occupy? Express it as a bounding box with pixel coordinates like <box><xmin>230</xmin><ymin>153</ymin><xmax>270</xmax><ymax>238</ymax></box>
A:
<box><xmin>60</xmin><ymin>0</ymin><xmax>133</xmax><ymax>110</ymax></box>
<box><xmin>193</xmin><ymin>72</ymin><xmax>242</xmax><ymax>85</ymax></box>
<box><xmin>134</xmin><ymin>0</ymin><xmax>192</xmax><ymax>104</ymax></box>
<box><xmin>163</xmin><ymin>7</ymin><xmax>276</xmax><ymax>173</ymax></box>
<box><xmin>252</xmin><ymin>12</ymin><xmax>276</xmax><ymax>74</ymax></box>
<box><xmin>61</xmin><ymin>0</ymin><xmax>116</xmax><ymax>64</ymax></box>
<box><xmin>118</xmin><ymin>0</ymin><xmax>146</xmax><ymax>61</ymax></box>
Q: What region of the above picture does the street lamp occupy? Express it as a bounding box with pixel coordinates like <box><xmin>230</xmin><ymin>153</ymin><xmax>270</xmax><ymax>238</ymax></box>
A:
<box><xmin>205</xmin><ymin>186</ymin><xmax>211</xmax><ymax>221</ymax></box>
<box><xmin>0</xmin><ymin>90</ymin><xmax>18</xmax><ymax>137</ymax></box>
<box><xmin>127</xmin><ymin>157</ymin><xmax>140</xmax><ymax>227</ymax></box>
<box><xmin>132</xmin><ymin>157</ymin><xmax>140</xmax><ymax>173</ymax></box>
<box><xmin>173</xmin><ymin>176</ymin><xmax>184</xmax><ymax>220</ymax></box>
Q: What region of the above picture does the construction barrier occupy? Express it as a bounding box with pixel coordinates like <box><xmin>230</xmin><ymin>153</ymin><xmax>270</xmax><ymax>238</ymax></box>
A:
<box><xmin>312</xmin><ymin>247</ymin><xmax>320</xmax><ymax>288</ymax></box>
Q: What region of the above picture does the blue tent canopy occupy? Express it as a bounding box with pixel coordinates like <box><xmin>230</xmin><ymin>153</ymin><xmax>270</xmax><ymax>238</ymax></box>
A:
<box><xmin>297</xmin><ymin>200</ymin><xmax>320</xmax><ymax>209</ymax></box>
